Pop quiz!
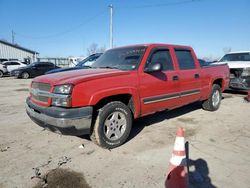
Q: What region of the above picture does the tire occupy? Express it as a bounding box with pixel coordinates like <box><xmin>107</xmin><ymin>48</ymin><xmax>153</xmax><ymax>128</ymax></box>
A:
<box><xmin>202</xmin><ymin>84</ymin><xmax>222</xmax><ymax>111</ymax></box>
<box><xmin>21</xmin><ymin>72</ymin><xmax>30</xmax><ymax>79</ymax></box>
<box><xmin>90</xmin><ymin>101</ymin><xmax>133</xmax><ymax>149</ymax></box>
<box><xmin>0</xmin><ymin>71</ymin><xmax>3</xmax><ymax>78</ymax></box>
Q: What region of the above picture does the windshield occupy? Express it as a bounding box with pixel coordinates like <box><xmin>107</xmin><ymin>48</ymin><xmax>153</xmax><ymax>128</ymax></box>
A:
<box><xmin>77</xmin><ymin>54</ymin><xmax>101</xmax><ymax>67</ymax></box>
<box><xmin>91</xmin><ymin>46</ymin><xmax>146</xmax><ymax>70</ymax></box>
<box><xmin>220</xmin><ymin>53</ymin><xmax>250</xmax><ymax>62</ymax></box>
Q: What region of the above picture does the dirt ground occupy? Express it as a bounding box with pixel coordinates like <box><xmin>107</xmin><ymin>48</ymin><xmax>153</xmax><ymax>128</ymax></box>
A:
<box><xmin>0</xmin><ymin>77</ymin><xmax>250</xmax><ymax>188</ymax></box>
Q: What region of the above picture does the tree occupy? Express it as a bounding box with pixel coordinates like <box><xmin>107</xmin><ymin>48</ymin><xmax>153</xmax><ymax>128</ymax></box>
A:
<box><xmin>223</xmin><ymin>47</ymin><xmax>232</xmax><ymax>54</ymax></box>
<box><xmin>86</xmin><ymin>43</ymin><xmax>106</xmax><ymax>55</ymax></box>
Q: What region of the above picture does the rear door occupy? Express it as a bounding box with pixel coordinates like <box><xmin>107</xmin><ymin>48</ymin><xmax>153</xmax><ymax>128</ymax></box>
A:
<box><xmin>44</xmin><ymin>63</ymin><xmax>56</xmax><ymax>72</ymax></box>
<box><xmin>139</xmin><ymin>48</ymin><xmax>181</xmax><ymax>115</ymax></box>
<box><xmin>34</xmin><ymin>63</ymin><xmax>54</xmax><ymax>76</ymax></box>
<box><xmin>174</xmin><ymin>49</ymin><xmax>201</xmax><ymax>105</ymax></box>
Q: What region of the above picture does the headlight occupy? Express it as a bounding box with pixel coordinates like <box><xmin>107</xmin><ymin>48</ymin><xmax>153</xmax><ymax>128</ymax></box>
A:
<box><xmin>242</xmin><ymin>68</ymin><xmax>250</xmax><ymax>77</ymax></box>
<box><xmin>52</xmin><ymin>96</ymin><xmax>71</xmax><ymax>107</ymax></box>
<box><xmin>52</xmin><ymin>84</ymin><xmax>73</xmax><ymax>107</ymax></box>
<box><xmin>53</xmin><ymin>84</ymin><xmax>72</xmax><ymax>94</ymax></box>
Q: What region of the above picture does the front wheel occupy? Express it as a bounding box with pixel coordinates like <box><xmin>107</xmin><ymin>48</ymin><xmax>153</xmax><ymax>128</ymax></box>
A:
<box><xmin>202</xmin><ymin>84</ymin><xmax>222</xmax><ymax>111</ymax></box>
<box><xmin>0</xmin><ymin>71</ymin><xmax>3</xmax><ymax>78</ymax></box>
<box><xmin>90</xmin><ymin>101</ymin><xmax>133</xmax><ymax>149</ymax></box>
<box><xmin>21</xmin><ymin>72</ymin><xmax>30</xmax><ymax>79</ymax></box>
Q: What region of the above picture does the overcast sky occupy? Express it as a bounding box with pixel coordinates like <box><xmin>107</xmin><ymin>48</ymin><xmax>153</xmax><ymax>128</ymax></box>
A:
<box><xmin>0</xmin><ymin>0</ymin><xmax>249</xmax><ymax>59</ymax></box>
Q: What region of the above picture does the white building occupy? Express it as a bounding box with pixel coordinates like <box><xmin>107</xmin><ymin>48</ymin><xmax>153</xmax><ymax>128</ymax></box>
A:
<box><xmin>0</xmin><ymin>40</ymin><xmax>39</xmax><ymax>63</ymax></box>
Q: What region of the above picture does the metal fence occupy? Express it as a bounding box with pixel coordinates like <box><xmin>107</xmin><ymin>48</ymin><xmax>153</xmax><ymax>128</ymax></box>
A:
<box><xmin>37</xmin><ymin>58</ymin><xmax>70</xmax><ymax>67</ymax></box>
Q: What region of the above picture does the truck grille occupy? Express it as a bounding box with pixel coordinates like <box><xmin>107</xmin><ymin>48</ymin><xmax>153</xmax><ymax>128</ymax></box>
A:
<box><xmin>230</xmin><ymin>68</ymin><xmax>243</xmax><ymax>78</ymax></box>
<box><xmin>31</xmin><ymin>82</ymin><xmax>51</xmax><ymax>103</ymax></box>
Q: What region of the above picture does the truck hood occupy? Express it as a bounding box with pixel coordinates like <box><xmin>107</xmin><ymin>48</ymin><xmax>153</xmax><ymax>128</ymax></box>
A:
<box><xmin>213</xmin><ymin>61</ymin><xmax>250</xmax><ymax>69</ymax></box>
<box><xmin>33</xmin><ymin>68</ymin><xmax>130</xmax><ymax>86</ymax></box>
<box><xmin>45</xmin><ymin>66</ymin><xmax>83</xmax><ymax>74</ymax></box>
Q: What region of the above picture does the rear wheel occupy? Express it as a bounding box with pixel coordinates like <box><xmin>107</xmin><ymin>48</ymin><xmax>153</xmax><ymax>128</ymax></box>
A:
<box><xmin>90</xmin><ymin>101</ymin><xmax>133</xmax><ymax>149</ymax></box>
<box><xmin>21</xmin><ymin>72</ymin><xmax>30</xmax><ymax>79</ymax></box>
<box><xmin>202</xmin><ymin>84</ymin><xmax>222</xmax><ymax>111</ymax></box>
<box><xmin>0</xmin><ymin>71</ymin><xmax>3</xmax><ymax>78</ymax></box>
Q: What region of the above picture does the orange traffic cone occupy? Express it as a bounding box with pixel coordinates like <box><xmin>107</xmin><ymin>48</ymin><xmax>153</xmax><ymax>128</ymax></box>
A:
<box><xmin>165</xmin><ymin>127</ymin><xmax>188</xmax><ymax>188</ymax></box>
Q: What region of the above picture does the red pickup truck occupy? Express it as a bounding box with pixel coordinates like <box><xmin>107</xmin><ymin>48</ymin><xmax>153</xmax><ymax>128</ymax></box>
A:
<box><xmin>26</xmin><ymin>44</ymin><xmax>229</xmax><ymax>148</ymax></box>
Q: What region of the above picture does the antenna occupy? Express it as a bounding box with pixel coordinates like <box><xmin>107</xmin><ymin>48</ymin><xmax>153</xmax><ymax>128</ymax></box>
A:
<box><xmin>109</xmin><ymin>4</ymin><xmax>113</xmax><ymax>48</ymax></box>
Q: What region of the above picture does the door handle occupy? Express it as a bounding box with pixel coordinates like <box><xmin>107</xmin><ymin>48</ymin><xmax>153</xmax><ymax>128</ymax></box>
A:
<box><xmin>194</xmin><ymin>74</ymin><xmax>200</xmax><ymax>79</ymax></box>
<box><xmin>172</xmin><ymin>75</ymin><xmax>179</xmax><ymax>81</ymax></box>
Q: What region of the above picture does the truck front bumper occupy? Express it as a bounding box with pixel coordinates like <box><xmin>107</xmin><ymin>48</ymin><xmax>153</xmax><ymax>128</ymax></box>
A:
<box><xmin>26</xmin><ymin>97</ymin><xmax>93</xmax><ymax>136</ymax></box>
<box><xmin>229</xmin><ymin>77</ymin><xmax>250</xmax><ymax>90</ymax></box>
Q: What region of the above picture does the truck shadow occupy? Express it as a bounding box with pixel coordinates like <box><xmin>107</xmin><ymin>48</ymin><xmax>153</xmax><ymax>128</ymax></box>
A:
<box><xmin>129</xmin><ymin>102</ymin><xmax>201</xmax><ymax>141</ymax></box>
<box><xmin>165</xmin><ymin>142</ymin><xmax>216</xmax><ymax>188</ymax></box>
<box><xmin>185</xmin><ymin>142</ymin><xmax>217</xmax><ymax>188</ymax></box>
<box><xmin>223</xmin><ymin>89</ymin><xmax>247</xmax><ymax>96</ymax></box>
<box><xmin>187</xmin><ymin>158</ymin><xmax>217</xmax><ymax>188</ymax></box>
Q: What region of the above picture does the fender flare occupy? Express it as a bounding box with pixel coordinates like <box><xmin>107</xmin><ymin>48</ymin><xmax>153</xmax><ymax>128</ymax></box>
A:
<box><xmin>88</xmin><ymin>87</ymin><xmax>141</xmax><ymax>118</ymax></box>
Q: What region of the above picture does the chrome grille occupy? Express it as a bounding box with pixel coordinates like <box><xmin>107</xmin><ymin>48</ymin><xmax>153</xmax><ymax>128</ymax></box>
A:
<box><xmin>32</xmin><ymin>82</ymin><xmax>51</xmax><ymax>92</ymax></box>
<box><xmin>31</xmin><ymin>82</ymin><xmax>51</xmax><ymax>103</ymax></box>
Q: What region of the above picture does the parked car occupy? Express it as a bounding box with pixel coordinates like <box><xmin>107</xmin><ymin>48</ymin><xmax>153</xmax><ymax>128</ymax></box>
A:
<box><xmin>11</xmin><ymin>62</ymin><xmax>59</xmax><ymax>79</ymax></box>
<box><xmin>198</xmin><ymin>59</ymin><xmax>212</xmax><ymax>67</ymax></box>
<box><xmin>213</xmin><ymin>51</ymin><xmax>250</xmax><ymax>90</ymax></box>
<box><xmin>0</xmin><ymin>63</ymin><xmax>8</xmax><ymax>77</ymax></box>
<box><xmin>0</xmin><ymin>58</ymin><xmax>9</xmax><ymax>63</ymax></box>
<box><xmin>46</xmin><ymin>53</ymin><xmax>102</xmax><ymax>74</ymax></box>
<box><xmin>26</xmin><ymin>44</ymin><xmax>229</xmax><ymax>149</ymax></box>
<box><xmin>2</xmin><ymin>61</ymin><xmax>27</xmax><ymax>73</ymax></box>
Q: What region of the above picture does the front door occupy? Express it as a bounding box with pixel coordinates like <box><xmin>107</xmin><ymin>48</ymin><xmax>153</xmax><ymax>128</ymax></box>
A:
<box><xmin>139</xmin><ymin>48</ymin><xmax>181</xmax><ymax>116</ymax></box>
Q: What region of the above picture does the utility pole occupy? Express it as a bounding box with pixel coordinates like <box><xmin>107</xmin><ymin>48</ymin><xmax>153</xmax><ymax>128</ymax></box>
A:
<box><xmin>109</xmin><ymin>4</ymin><xmax>113</xmax><ymax>49</ymax></box>
<box><xmin>12</xmin><ymin>30</ymin><xmax>15</xmax><ymax>44</ymax></box>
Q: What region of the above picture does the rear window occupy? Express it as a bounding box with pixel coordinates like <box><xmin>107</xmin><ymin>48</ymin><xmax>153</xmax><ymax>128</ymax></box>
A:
<box><xmin>175</xmin><ymin>50</ymin><xmax>196</xmax><ymax>70</ymax></box>
<box><xmin>220</xmin><ymin>53</ymin><xmax>250</xmax><ymax>62</ymax></box>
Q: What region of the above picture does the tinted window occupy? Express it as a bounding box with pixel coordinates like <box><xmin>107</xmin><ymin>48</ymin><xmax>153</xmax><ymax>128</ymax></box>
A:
<box><xmin>36</xmin><ymin>64</ymin><xmax>48</xmax><ymax>68</ymax></box>
<box><xmin>0</xmin><ymin>59</ymin><xmax>8</xmax><ymax>62</ymax></box>
<box><xmin>146</xmin><ymin>49</ymin><xmax>173</xmax><ymax>71</ymax></box>
<box><xmin>3</xmin><ymin>62</ymin><xmax>12</xmax><ymax>65</ymax></box>
<box><xmin>175</xmin><ymin>50</ymin><xmax>196</xmax><ymax>70</ymax></box>
<box><xmin>46</xmin><ymin>63</ymin><xmax>55</xmax><ymax>67</ymax></box>
<box><xmin>36</xmin><ymin>63</ymin><xmax>54</xmax><ymax>67</ymax></box>
<box><xmin>11</xmin><ymin>62</ymin><xmax>20</xmax><ymax>65</ymax></box>
<box><xmin>3</xmin><ymin>62</ymin><xmax>19</xmax><ymax>65</ymax></box>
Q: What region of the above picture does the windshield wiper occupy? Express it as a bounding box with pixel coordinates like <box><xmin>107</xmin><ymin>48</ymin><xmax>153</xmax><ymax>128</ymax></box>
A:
<box><xmin>98</xmin><ymin>66</ymin><xmax>118</xmax><ymax>69</ymax></box>
<box><xmin>77</xmin><ymin>65</ymin><xmax>93</xmax><ymax>68</ymax></box>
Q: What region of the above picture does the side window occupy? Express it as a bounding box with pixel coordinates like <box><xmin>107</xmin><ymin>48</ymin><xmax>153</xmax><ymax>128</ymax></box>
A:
<box><xmin>36</xmin><ymin>64</ymin><xmax>46</xmax><ymax>68</ymax></box>
<box><xmin>147</xmin><ymin>49</ymin><xmax>174</xmax><ymax>71</ymax></box>
<box><xmin>12</xmin><ymin>62</ymin><xmax>20</xmax><ymax>65</ymax></box>
<box><xmin>36</xmin><ymin>64</ymin><xmax>42</xmax><ymax>68</ymax></box>
<box><xmin>175</xmin><ymin>49</ymin><xmax>196</xmax><ymax>70</ymax></box>
<box><xmin>4</xmin><ymin>62</ymin><xmax>12</xmax><ymax>65</ymax></box>
<box><xmin>47</xmin><ymin>63</ymin><xmax>55</xmax><ymax>67</ymax></box>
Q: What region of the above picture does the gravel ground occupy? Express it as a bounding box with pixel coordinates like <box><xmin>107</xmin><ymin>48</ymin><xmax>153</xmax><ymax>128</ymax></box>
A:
<box><xmin>0</xmin><ymin>77</ymin><xmax>250</xmax><ymax>188</ymax></box>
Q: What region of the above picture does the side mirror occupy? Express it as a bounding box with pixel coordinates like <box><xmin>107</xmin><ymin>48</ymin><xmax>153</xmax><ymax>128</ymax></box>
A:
<box><xmin>144</xmin><ymin>63</ymin><xmax>162</xmax><ymax>73</ymax></box>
